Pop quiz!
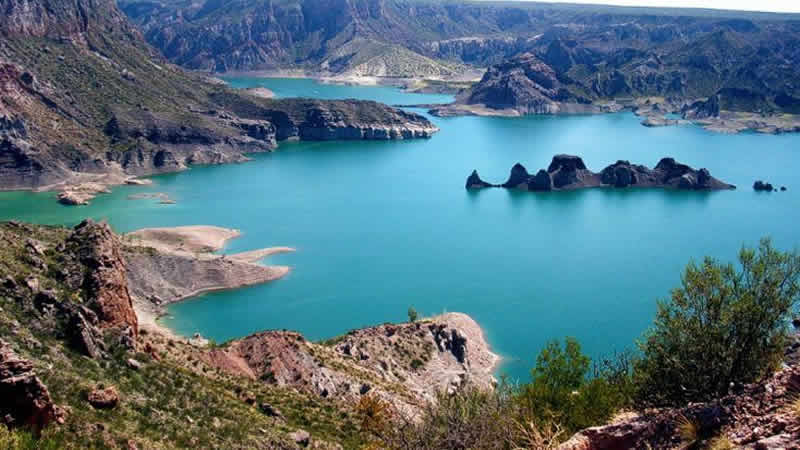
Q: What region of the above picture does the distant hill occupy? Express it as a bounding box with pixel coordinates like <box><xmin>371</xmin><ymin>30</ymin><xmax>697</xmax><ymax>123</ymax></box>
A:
<box><xmin>119</xmin><ymin>0</ymin><xmax>800</xmax><ymax>77</ymax></box>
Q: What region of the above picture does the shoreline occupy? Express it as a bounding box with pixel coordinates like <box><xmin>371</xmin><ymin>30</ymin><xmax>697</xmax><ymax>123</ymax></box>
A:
<box><xmin>124</xmin><ymin>225</ymin><xmax>295</xmax><ymax>339</ymax></box>
<box><xmin>426</xmin><ymin>101</ymin><xmax>800</xmax><ymax>135</ymax></box>
<box><xmin>216</xmin><ymin>69</ymin><xmax>479</xmax><ymax>95</ymax></box>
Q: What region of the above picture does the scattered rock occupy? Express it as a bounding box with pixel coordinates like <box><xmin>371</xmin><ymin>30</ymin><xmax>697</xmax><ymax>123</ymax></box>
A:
<box><xmin>289</xmin><ymin>429</ymin><xmax>310</xmax><ymax>447</ymax></box>
<box><xmin>0</xmin><ymin>340</ymin><xmax>64</xmax><ymax>432</ymax></box>
<box><xmin>127</xmin><ymin>358</ymin><xmax>142</xmax><ymax>370</ymax></box>
<box><xmin>88</xmin><ymin>386</ymin><xmax>119</xmax><ymax>409</ymax></box>
<box><xmin>259</xmin><ymin>403</ymin><xmax>284</xmax><ymax>419</ymax></box>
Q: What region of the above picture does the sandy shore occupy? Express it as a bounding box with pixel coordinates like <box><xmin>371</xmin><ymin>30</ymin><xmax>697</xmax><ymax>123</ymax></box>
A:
<box><xmin>125</xmin><ymin>225</ymin><xmax>243</xmax><ymax>254</ymax></box>
<box><xmin>124</xmin><ymin>225</ymin><xmax>295</xmax><ymax>339</ymax></box>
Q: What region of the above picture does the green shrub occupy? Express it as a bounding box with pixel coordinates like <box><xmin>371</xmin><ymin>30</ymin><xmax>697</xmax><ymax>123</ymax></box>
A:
<box><xmin>407</xmin><ymin>307</ymin><xmax>418</xmax><ymax>323</ymax></box>
<box><xmin>635</xmin><ymin>238</ymin><xmax>800</xmax><ymax>406</ymax></box>
<box><xmin>517</xmin><ymin>338</ymin><xmax>632</xmax><ymax>434</ymax></box>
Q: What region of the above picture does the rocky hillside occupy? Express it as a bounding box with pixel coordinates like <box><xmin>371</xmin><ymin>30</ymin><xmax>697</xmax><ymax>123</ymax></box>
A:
<box><xmin>439</xmin><ymin>31</ymin><xmax>800</xmax><ymax>117</ymax></box>
<box><xmin>120</xmin><ymin>0</ymin><xmax>800</xmax><ymax>88</ymax></box>
<box><xmin>0</xmin><ymin>0</ymin><xmax>437</xmax><ymax>196</ymax></box>
<box><xmin>0</xmin><ymin>219</ymin><xmax>497</xmax><ymax>448</ymax></box>
<box><xmin>559</xmin><ymin>355</ymin><xmax>800</xmax><ymax>449</ymax></box>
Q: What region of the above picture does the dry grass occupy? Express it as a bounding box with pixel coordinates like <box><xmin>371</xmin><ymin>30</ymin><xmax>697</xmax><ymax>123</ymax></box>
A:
<box><xmin>785</xmin><ymin>395</ymin><xmax>800</xmax><ymax>419</ymax></box>
<box><xmin>708</xmin><ymin>435</ymin><xmax>735</xmax><ymax>450</ymax></box>
<box><xmin>676</xmin><ymin>414</ymin><xmax>699</xmax><ymax>443</ymax></box>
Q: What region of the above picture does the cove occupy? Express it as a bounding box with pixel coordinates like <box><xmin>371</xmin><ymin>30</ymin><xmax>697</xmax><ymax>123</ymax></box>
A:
<box><xmin>2</xmin><ymin>78</ymin><xmax>800</xmax><ymax>381</ymax></box>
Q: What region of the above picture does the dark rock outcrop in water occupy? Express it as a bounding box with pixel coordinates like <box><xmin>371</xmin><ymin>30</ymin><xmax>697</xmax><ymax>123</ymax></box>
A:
<box><xmin>465</xmin><ymin>170</ymin><xmax>492</xmax><ymax>189</ymax></box>
<box><xmin>467</xmin><ymin>155</ymin><xmax>734</xmax><ymax>192</ymax></box>
<box><xmin>753</xmin><ymin>180</ymin><xmax>775</xmax><ymax>191</ymax></box>
<box><xmin>502</xmin><ymin>163</ymin><xmax>532</xmax><ymax>188</ymax></box>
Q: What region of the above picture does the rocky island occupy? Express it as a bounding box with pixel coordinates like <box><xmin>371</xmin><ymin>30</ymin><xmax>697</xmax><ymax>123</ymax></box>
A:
<box><xmin>467</xmin><ymin>155</ymin><xmax>735</xmax><ymax>192</ymax></box>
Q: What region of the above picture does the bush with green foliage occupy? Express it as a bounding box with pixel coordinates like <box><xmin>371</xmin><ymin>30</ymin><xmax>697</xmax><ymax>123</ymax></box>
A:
<box><xmin>407</xmin><ymin>306</ymin><xmax>419</xmax><ymax>323</ymax></box>
<box><xmin>517</xmin><ymin>338</ymin><xmax>633</xmax><ymax>433</ymax></box>
<box><xmin>635</xmin><ymin>238</ymin><xmax>800</xmax><ymax>406</ymax></box>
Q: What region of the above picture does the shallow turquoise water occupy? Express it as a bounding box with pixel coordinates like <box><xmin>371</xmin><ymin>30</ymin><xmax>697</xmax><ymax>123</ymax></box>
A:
<box><xmin>2</xmin><ymin>78</ymin><xmax>800</xmax><ymax>381</ymax></box>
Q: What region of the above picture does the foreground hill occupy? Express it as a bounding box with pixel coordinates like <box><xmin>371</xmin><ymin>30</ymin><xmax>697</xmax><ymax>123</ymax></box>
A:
<box><xmin>0</xmin><ymin>219</ymin><xmax>496</xmax><ymax>448</ymax></box>
<box><xmin>3</xmin><ymin>219</ymin><xmax>800</xmax><ymax>448</ymax></box>
<box><xmin>0</xmin><ymin>0</ymin><xmax>437</xmax><ymax>199</ymax></box>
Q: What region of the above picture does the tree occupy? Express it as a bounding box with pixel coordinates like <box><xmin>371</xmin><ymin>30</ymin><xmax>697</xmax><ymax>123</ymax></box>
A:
<box><xmin>407</xmin><ymin>307</ymin><xmax>418</xmax><ymax>323</ymax></box>
<box><xmin>635</xmin><ymin>238</ymin><xmax>800</xmax><ymax>406</ymax></box>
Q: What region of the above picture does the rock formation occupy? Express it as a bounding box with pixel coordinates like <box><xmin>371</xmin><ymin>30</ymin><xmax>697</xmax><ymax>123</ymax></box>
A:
<box><xmin>465</xmin><ymin>170</ymin><xmax>492</xmax><ymax>189</ymax></box>
<box><xmin>88</xmin><ymin>386</ymin><xmax>120</xmax><ymax>409</ymax></box>
<box><xmin>67</xmin><ymin>220</ymin><xmax>139</xmax><ymax>339</ymax></box>
<box><xmin>468</xmin><ymin>155</ymin><xmax>735</xmax><ymax>192</ymax></box>
<box><xmin>0</xmin><ymin>340</ymin><xmax>64</xmax><ymax>432</ymax></box>
<box><xmin>502</xmin><ymin>163</ymin><xmax>532</xmax><ymax>188</ymax></box>
<box><xmin>754</xmin><ymin>180</ymin><xmax>776</xmax><ymax>192</ymax></box>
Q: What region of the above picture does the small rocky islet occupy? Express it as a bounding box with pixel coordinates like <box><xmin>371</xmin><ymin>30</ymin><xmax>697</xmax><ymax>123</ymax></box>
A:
<box><xmin>467</xmin><ymin>154</ymin><xmax>735</xmax><ymax>192</ymax></box>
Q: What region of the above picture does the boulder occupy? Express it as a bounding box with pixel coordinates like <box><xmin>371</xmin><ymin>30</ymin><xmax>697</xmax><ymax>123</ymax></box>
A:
<box><xmin>289</xmin><ymin>429</ymin><xmax>310</xmax><ymax>447</ymax></box>
<box><xmin>126</xmin><ymin>358</ymin><xmax>142</xmax><ymax>370</ymax></box>
<box><xmin>465</xmin><ymin>170</ymin><xmax>492</xmax><ymax>189</ymax></box>
<box><xmin>88</xmin><ymin>386</ymin><xmax>120</xmax><ymax>409</ymax></box>
<box><xmin>259</xmin><ymin>403</ymin><xmax>284</xmax><ymax>419</ymax></box>
<box><xmin>0</xmin><ymin>340</ymin><xmax>64</xmax><ymax>432</ymax></box>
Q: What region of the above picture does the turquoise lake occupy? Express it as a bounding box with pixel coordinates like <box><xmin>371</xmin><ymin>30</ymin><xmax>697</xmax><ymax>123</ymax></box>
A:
<box><xmin>2</xmin><ymin>77</ymin><xmax>800</xmax><ymax>381</ymax></box>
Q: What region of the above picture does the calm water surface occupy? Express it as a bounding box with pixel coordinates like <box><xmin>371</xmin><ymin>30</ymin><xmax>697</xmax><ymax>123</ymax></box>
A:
<box><xmin>2</xmin><ymin>78</ymin><xmax>799</xmax><ymax>380</ymax></box>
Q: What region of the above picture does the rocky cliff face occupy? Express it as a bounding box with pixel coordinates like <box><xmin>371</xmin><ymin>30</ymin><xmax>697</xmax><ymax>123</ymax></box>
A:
<box><xmin>468</xmin><ymin>155</ymin><xmax>734</xmax><ymax>192</ymax></box>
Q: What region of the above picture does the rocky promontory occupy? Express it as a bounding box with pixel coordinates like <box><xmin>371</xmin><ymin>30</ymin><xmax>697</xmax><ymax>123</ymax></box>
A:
<box><xmin>203</xmin><ymin>312</ymin><xmax>498</xmax><ymax>414</ymax></box>
<box><xmin>468</xmin><ymin>155</ymin><xmax>735</xmax><ymax>192</ymax></box>
<box><xmin>0</xmin><ymin>0</ymin><xmax>438</xmax><ymax>204</ymax></box>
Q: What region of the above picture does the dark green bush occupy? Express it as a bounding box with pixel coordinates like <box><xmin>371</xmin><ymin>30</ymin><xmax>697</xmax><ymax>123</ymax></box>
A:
<box><xmin>635</xmin><ymin>238</ymin><xmax>800</xmax><ymax>406</ymax></box>
<box><xmin>517</xmin><ymin>338</ymin><xmax>633</xmax><ymax>433</ymax></box>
